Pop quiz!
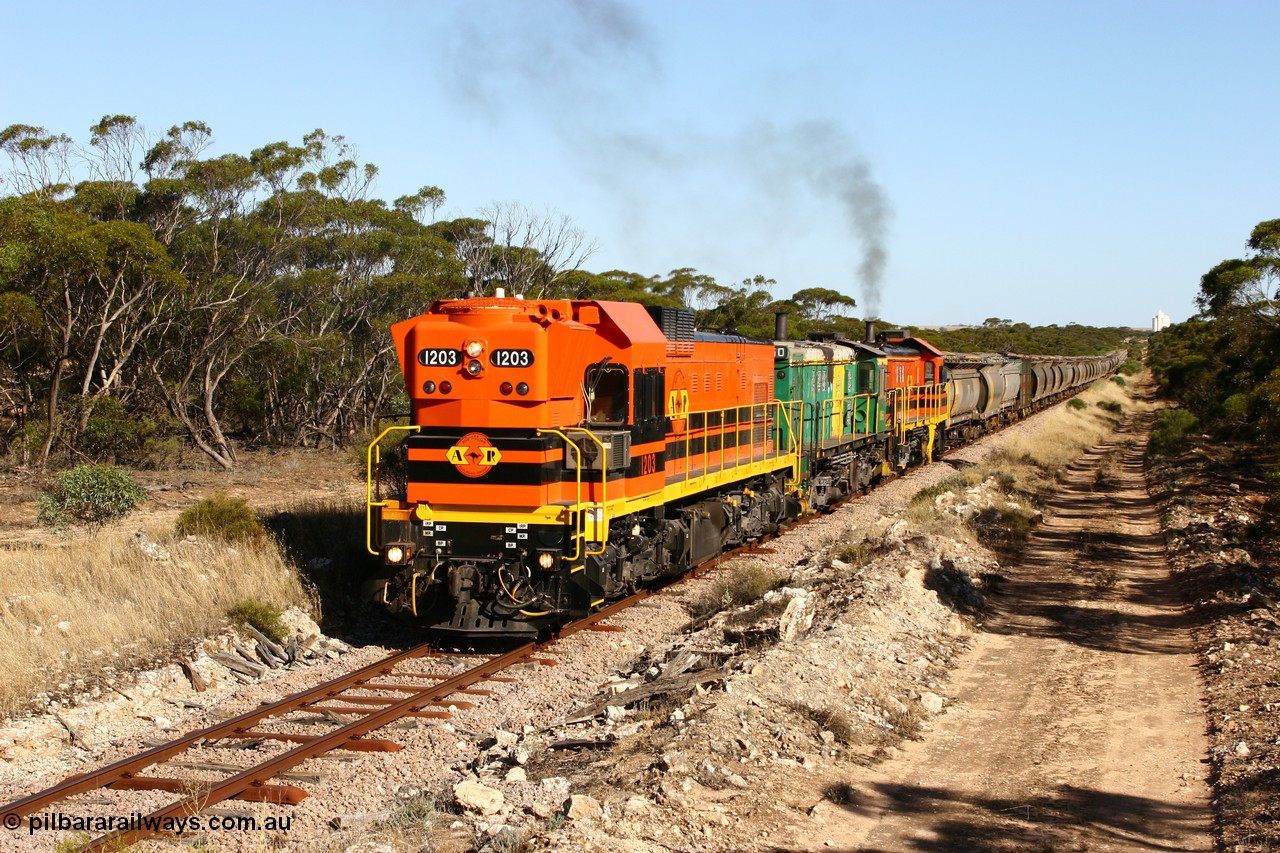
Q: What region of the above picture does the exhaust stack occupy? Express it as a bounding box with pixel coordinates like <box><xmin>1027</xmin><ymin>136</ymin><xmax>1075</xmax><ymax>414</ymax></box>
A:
<box><xmin>865</xmin><ymin>320</ymin><xmax>878</xmax><ymax>343</ymax></box>
<box><xmin>775</xmin><ymin>312</ymin><xmax>789</xmax><ymax>341</ymax></box>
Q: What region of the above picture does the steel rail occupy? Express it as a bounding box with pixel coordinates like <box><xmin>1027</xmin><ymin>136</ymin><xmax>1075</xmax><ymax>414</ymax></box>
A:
<box><xmin>79</xmin><ymin>640</ymin><xmax>547</xmax><ymax>851</ymax></box>
<box><xmin>0</xmin><ymin>642</ymin><xmax>456</xmax><ymax>822</ymax></box>
<box><xmin>2</xmin><ymin>591</ymin><xmax>646</xmax><ymax>851</ymax></box>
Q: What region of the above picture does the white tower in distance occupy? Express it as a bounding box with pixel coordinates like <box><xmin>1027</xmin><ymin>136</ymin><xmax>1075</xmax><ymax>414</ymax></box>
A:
<box><xmin>1152</xmin><ymin>309</ymin><xmax>1172</xmax><ymax>332</ymax></box>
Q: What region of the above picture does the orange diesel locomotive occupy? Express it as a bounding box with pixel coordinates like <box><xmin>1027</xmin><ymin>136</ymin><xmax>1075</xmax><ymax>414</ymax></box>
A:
<box><xmin>367</xmin><ymin>297</ymin><xmax>799</xmax><ymax>637</ymax></box>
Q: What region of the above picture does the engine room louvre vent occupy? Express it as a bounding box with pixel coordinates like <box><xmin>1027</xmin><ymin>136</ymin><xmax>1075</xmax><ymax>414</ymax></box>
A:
<box><xmin>647</xmin><ymin>305</ymin><xmax>695</xmax><ymax>358</ymax></box>
<box><xmin>646</xmin><ymin>306</ymin><xmax>695</xmax><ymax>341</ymax></box>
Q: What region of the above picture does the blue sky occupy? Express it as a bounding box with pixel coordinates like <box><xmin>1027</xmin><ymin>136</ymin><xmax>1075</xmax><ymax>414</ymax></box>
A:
<box><xmin>3</xmin><ymin>0</ymin><xmax>1276</xmax><ymax>328</ymax></box>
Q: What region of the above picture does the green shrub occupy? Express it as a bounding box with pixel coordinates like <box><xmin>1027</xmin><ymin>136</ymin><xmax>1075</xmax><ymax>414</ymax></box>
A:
<box><xmin>36</xmin><ymin>463</ymin><xmax>146</xmax><ymax>533</ymax></box>
<box><xmin>1068</xmin><ymin>397</ymin><xmax>1088</xmax><ymax>411</ymax></box>
<box><xmin>834</xmin><ymin>541</ymin><xmax>872</xmax><ymax>568</ymax></box>
<box><xmin>176</xmin><ymin>493</ymin><xmax>266</xmax><ymax>542</ymax></box>
<box><xmin>1118</xmin><ymin>360</ymin><xmax>1142</xmax><ymax>376</ymax></box>
<box><xmin>909</xmin><ymin>474</ymin><xmax>972</xmax><ymax>506</ymax></box>
<box><xmin>9</xmin><ymin>421</ymin><xmax>49</xmax><ymax>466</ymax></box>
<box><xmin>1097</xmin><ymin>400</ymin><xmax>1123</xmax><ymax>414</ymax></box>
<box><xmin>1110</xmin><ymin>375</ymin><xmax>1126</xmax><ymax>386</ymax></box>
<box><xmin>80</xmin><ymin>396</ymin><xmax>155</xmax><ymax>462</ymax></box>
<box><xmin>229</xmin><ymin>599</ymin><xmax>288</xmax><ymax>643</ymax></box>
<box><xmin>1221</xmin><ymin>393</ymin><xmax>1251</xmax><ymax>431</ymax></box>
<box><xmin>1148</xmin><ymin>408</ymin><xmax>1199</xmax><ymax>457</ymax></box>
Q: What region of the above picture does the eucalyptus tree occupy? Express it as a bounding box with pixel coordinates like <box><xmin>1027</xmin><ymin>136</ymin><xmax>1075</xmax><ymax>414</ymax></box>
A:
<box><xmin>694</xmin><ymin>276</ymin><xmax>777</xmax><ymax>337</ymax></box>
<box><xmin>133</xmin><ymin>137</ymin><xmax>291</xmax><ymax>468</ymax></box>
<box><xmin>791</xmin><ymin>287</ymin><xmax>858</xmax><ymax>325</ymax></box>
<box><xmin>447</xmin><ymin>203</ymin><xmax>597</xmax><ymax>298</ymax></box>
<box><xmin>1198</xmin><ymin>220</ymin><xmax>1280</xmax><ymax>327</ymax></box>
<box><xmin>0</xmin><ymin>195</ymin><xmax>182</xmax><ymax>467</ymax></box>
<box><xmin>260</xmin><ymin>142</ymin><xmax>462</xmax><ymax>447</ymax></box>
<box><xmin>0</xmin><ymin>124</ymin><xmax>74</xmax><ymax>199</ymax></box>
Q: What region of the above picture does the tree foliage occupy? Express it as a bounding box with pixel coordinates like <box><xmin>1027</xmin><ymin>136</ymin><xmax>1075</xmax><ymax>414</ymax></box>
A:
<box><xmin>0</xmin><ymin>114</ymin><xmax>1143</xmax><ymax>471</ymax></box>
<box><xmin>915</xmin><ymin>322</ymin><xmax>1136</xmax><ymax>357</ymax></box>
<box><xmin>1150</xmin><ymin>218</ymin><xmax>1280</xmax><ymax>445</ymax></box>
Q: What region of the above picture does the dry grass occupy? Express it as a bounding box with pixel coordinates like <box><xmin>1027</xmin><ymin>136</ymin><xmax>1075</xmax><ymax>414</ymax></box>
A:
<box><xmin>0</xmin><ymin>525</ymin><xmax>310</xmax><ymax>715</ymax></box>
<box><xmin>686</xmin><ymin>560</ymin><xmax>786</xmax><ymax>619</ymax></box>
<box><xmin>903</xmin><ymin>495</ymin><xmax>980</xmax><ymax>545</ymax></box>
<box><xmin>790</xmin><ymin>701</ymin><xmax>861</xmax><ymax>745</ymax></box>
<box><xmin>890</xmin><ymin>378</ymin><xmax>1146</xmax><ymax>565</ymax></box>
<box><xmin>976</xmin><ymin>381</ymin><xmax>1141</xmax><ymax>490</ymax></box>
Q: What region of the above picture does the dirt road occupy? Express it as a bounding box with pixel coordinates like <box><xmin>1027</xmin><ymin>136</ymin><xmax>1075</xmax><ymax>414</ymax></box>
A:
<box><xmin>784</xmin><ymin>413</ymin><xmax>1213</xmax><ymax>852</ymax></box>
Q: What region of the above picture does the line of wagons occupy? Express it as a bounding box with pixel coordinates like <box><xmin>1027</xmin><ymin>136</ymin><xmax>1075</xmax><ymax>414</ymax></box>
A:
<box><xmin>762</xmin><ymin>315</ymin><xmax>1123</xmax><ymax>511</ymax></box>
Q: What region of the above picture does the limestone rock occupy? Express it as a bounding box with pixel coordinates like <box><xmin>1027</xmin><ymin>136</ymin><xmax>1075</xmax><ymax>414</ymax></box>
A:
<box><xmin>565</xmin><ymin>794</ymin><xmax>603</xmax><ymax>821</ymax></box>
<box><xmin>455</xmin><ymin>779</ymin><xmax>505</xmax><ymax>816</ymax></box>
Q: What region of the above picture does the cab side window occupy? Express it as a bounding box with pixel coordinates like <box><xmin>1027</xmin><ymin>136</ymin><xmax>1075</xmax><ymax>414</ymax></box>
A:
<box><xmin>586</xmin><ymin>363</ymin><xmax>629</xmax><ymax>424</ymax></box>
<box><xmin>858</xmin><ymin>362</ymin><xmax>876</xmax><ymax>393</ymax></box>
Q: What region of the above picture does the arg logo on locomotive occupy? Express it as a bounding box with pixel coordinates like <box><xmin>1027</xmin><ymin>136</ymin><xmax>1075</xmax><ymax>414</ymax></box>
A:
<box><xmin>446</xmin><ymin>432</ymin><xmax>503</xmax><ymax>478</ymax></box>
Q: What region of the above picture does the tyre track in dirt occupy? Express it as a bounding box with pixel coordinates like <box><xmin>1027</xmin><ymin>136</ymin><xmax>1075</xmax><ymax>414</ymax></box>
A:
<box><xmin>782</xmin><ymin>411</ymin><xmax>1213</xmax><ymax>852</ymax></box>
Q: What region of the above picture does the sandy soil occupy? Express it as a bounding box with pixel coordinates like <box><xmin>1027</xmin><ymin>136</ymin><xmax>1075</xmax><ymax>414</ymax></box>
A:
<box><xmin>783</xmin><ymin>413</ymin><xmax>1213</xmax><ymax>851</ymax></box>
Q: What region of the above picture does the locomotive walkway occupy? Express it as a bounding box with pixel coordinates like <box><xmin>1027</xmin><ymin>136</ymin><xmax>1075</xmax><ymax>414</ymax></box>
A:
<box><xmin>785</xmin><ymin>411</ymin><xmax>1213</xmax><ymax>851</ymax></box>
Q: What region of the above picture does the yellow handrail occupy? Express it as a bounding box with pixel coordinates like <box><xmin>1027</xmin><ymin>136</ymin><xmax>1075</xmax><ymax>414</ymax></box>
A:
<box><xmin>563</xmin><ymin>427</ymin><xmax>609</xmax><ymax>557</ymax></box>
<box><xmin>536</xmin><ymin>428</ymin><xmax>587</xmax><ymax>562</ymax></box>
<box><xmin>670</xmin><ymin>399</ymin><xmax>802</xmax><ymax>484</ymax></box>
<box><xmin>365</xmin><ymin>423</ymin><xmax>421</xmax><ymax>556</ymax></box>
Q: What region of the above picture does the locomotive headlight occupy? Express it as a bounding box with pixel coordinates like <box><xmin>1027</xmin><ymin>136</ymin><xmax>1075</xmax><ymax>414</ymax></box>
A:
<box><xmin>466</xmin><ymin>359</ymin><xmax>484</xmax><ymax>376</ymax></box>
<box><xmin>383</xmin><ymin>544</ymin><xmax>413</xmax><ymax>565</ymax></box>
<box><xmin>464</xmin><ymin>340</ymin><xmax>484</xmax><ymax>358</ymax></box>
<box><xmin>537</xmin><ymin>550</ymin><xmax>558</xmax><ymax>569</ymax></box>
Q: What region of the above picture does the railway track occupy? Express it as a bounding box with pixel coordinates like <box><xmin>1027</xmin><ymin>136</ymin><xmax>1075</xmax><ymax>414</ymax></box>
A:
<box><xmin>0</xmin><ymin>592</ymin><xmax>653</xmax><ymax>851</ymax></box>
